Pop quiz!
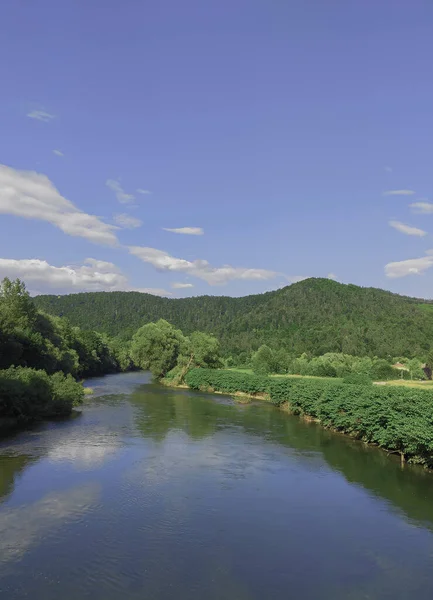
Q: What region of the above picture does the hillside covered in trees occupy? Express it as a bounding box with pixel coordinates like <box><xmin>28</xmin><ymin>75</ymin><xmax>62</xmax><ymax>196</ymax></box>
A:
<box><xmin>34</xmin><ymin>278</ymin><xmax>433</xmax><ymax>359</ymax></box>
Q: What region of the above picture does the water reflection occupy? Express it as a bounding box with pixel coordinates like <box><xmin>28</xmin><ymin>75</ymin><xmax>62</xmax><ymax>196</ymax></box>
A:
<box><xmin>0</xmin><ymin>483</ymin><xmax>100</xmax><ymax>562</ymax></box>
<box><xmin>131</xmin><ymin>386</ymin><xmax>433</xmax><ymax>531</ymax></box>
<box><xmin>0</xmin><ymin>454</ymin><xmax>34</xmax><ymax>503</ymax></box>
<box><xmin>1</xmin><ymin>374</ymin><xmax>433</xmax><ymax>600</ymax></box>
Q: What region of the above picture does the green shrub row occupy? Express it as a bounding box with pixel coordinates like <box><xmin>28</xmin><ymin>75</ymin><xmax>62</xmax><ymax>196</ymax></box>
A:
<box><xmin>0</xmin><ymin>366</ymin><xmax>84</xmax><ymax>423</ymax></box>
<box><xmin>185</xmin><ymin>369</ymin><xmax>433</xmax><ymax>467</ymax></box>
<box><xmin>185</xmin><ymin>368</ymin><xmax>270</xmax><ymax>395</ymax></box>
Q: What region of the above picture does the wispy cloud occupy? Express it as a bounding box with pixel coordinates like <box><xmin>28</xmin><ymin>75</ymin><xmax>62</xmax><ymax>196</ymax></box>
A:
<box><xmin>113</xmin><ymin>213</ymin><xmax>142</xmax><ymax>229</ymax></box>
<box><xmin>163</xmin><ymin>227</ymin><xmax>204</xmax><ymax>236</ymax></box>
<box><xmin>383</xmin><ymin>189</ymin><xmax>415</xmax><ymax>196</ymax></box>
<box><xmin>0</xmin><ymin>164</ymin><xmax>118</xmax><ymax>246</ymax></box>
<box><xmin>106</xmin><ymin>179</ymin><xmax>135</xmax><ymax>204</ymax></box>
<box><xmin>129</xmin><ymin>246</ymin><xmax>279</xmax><ymax>286</ymax></box>
<box><xmin>171</xmin><ymin>282</ymin><xmax>194</xmax><ymax>289</ymax></box>
<box><xmin>27</xmin><ymin>109</ymin><xmax>56</xmax><ymax>122</ymax></box>
<box><xmin>136</xmin><ymin>188</ymin><xmax>151</xmax><ymax>195</ymax></box>
<box><xmin>385</xmin><ymin>252</ymin><xmax>433</xmax><ymax>278</ymax></box>
<box><xmin>410</xmin><ymin>201</ymin><xmax>433</xmax><ymax>214</ymax></box>
<box><xmin>53</xmin><ymin>149</ymin><xmax>64</xmax><ymax>157</ymax></box>
<box><xmin>389</xmin><ymin>220</ymin><xmax>426</xmax><ymax>237</ymax></box>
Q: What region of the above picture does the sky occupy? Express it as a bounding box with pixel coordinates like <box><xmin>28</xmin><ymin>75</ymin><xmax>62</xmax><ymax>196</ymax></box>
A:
<box><xmin>0</xmin><ymin>0</ymin><xmax>433</xmax><ymax>298</ymax></box>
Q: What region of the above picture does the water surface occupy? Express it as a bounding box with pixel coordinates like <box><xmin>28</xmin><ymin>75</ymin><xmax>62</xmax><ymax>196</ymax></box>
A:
<box><xmin>1</xmin><ymin>372</ymin><xmax>433</xmax><ymax>599</ymax></box>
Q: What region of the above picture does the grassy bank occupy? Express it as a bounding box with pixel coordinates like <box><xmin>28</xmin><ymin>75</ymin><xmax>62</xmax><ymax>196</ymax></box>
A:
<box><xmin>228</xmin><ymin>367</ymin><xmax>433</xmax><ymax>389</ymax></box>
<box><xmin>185</xmin><ymin>369</ymin><xmax>433</xmax><ymax>468</ymax></box>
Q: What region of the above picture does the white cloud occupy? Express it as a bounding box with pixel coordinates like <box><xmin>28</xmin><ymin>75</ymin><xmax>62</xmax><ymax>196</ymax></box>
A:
<box><xmin>128</xmin><ymin>246</ymin><xmax>279</xmax><ymax>286</ymax></box>
<box><xmin>0</xmin><ymin>164</ymin><xmax>118</xmax><ymax>246</ymax></box>
<box><xmin>163</xmin><ymin>227</ymin><xmax>204</xmax><ymax>236</ymax></box>
<box><xmin>171</xmin><ymin>282</ymin><xmax>194</xmax><ymax>289</ymax></box>
<box><xmin>385</xmin><ymin>253</ymin><xmax>433</xmax><ymax>278</ymax></box>
<box><xmin>26</xmin><ymin>109</ymin><xmax>56</xmax><ymax>122</ymax></box>
<box><xmin>0</xmin><ymin>256</ymin><xmax>173</xmax><ymax>296</ymax></box>
<box><xmin>106</xmin><ymin>179</ymin><xmax>135</xmax><ymax>203</ymax></box>
<box><xmin>113</xmin><ymin>213</ymin><xmax>142</xmax><ymax>229</ymax></box>
<box><xmin>133</xmin><ymin>287</ymin><xmax>172</xmax><ymax>296</ymax></box>
<box><xmin>137</xmin><ymin>188</ymin><xmax>151</xmax><ymax>195</ymax></box>
<box><xmin>384</xmin><ymin>166</ymin><xmax>393</xmax><ymax>173</ymax></box>
<box><xmin>383</xmin><ymin>189</ymin><xmax>415</xmax><ymax>196</ymax></box>
<box><xmin>389</xmin><ymin>220</ymin><xmax>426</xmax><ymax>237</ymax></box>
<box><xmin>0</xmin><ymin>257</ymin><xmax>128</xmax><ymax>293</ymax></box>
<box><xmin>410</xmin><ymin>201</ymin><xmax>433</xmax><ymax>214</ymax></box>
<box><xmin>53</xmin><ymin>149</ymin><xmax>64</xmax><ymax>157</ymax></box>
<box><xmin>327</xmin><ymin>272</ymin><xmax>338</xmax><ymax>280</ymax></box>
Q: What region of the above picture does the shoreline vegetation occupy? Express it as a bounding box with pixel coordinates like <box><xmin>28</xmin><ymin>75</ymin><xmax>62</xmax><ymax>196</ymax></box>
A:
<box><xmin>3</xmin><ymin>276</ymin><xmax>433</xmax><ymax>473</ymax></box>
<box><xmin>0</xmin><ymin>278</ymin><xmax>135</xmax><ymax>431</ymax></box>
<box><xmin>175</xmin><ymin>369</ymin><xmax>433</xmax><ymax>469</ymax></box>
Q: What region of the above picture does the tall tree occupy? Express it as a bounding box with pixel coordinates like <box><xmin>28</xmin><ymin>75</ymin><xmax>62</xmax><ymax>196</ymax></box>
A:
<box><xmin>131</xmin><ymin>319</ymin><xmax>186</xmax><ymax>378</ymax></box>
<box><xmin>0</xmin><ymin>278</ymin><xmax>37</xmax><ymax>330</ymax></box>
<box><xmin>251</xmin><ymin>345</ymin><xmax>275</xmax><ymax>376</ymax></box>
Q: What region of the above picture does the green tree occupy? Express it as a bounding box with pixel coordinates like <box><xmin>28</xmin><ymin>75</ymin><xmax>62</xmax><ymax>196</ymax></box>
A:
<box><xmin>0</xmin><ymin>278</ymin><xmax>37</xmax><ymax>330</ymax></box>
<box><xmin>408</xmin><ymin>358</ymin><xmax>425</xmax><ymax>380</ymax></box>
<box><xmin>131</xmin><ymin>319</ymin><xmax>186</xmax><ymax>378</ymax></box>
<box><xmin>251</xmin><ymin>345</ymin><xmax>274</xmax><ymax>375</ymax></box>
<box><xmin>273</xmin><ymin>348</ymin><xmax>290</xmax><ymax>374</ymax></box>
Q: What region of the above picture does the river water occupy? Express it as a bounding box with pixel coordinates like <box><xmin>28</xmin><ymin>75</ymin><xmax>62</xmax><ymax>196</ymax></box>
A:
<box><xmin>1</xmin><ymin>372</ymin><xmax>433</xmax><ymax>599</ymax></box>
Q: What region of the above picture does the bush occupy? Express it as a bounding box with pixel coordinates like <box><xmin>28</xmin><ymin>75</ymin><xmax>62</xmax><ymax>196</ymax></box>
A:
<box><xmin>185</xmin><ymin>368</ymin><xmax>433</xmax><ymax>467</ymax></box>
<box><xmin>0</xmin><ymin>366</ymin><xmax>84</xmax><ymax>422</ymax></box>
<box><xmin>342</xmin><ymin>373</ymin><xmax>373</xmax><ymax>386</ymax></box>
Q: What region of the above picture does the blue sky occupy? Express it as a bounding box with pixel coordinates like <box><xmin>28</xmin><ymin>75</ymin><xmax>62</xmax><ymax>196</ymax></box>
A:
<box><xmin>1</xmin><ymin>1</ymin><xmax>433</xmax><ymax>298</ymax></box>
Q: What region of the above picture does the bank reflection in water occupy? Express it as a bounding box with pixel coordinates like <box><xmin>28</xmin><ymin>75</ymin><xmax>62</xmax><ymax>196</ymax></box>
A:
<box><xmin>131</xmin><ymin>386</ymin><xmax>433</xmax><ymax>531</ymax></box>
<box><xmin>1</xmin><ymin>376</ymin><xmax>433</xmax><ymax>600</ymax></box>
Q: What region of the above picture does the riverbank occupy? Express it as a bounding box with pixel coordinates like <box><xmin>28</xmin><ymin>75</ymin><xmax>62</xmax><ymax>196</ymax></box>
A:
<box><xmin>0</xmin><ymin>366</ymin><xmax>85</xmax><ymax>436</ymax></box>
<box><xmin>182</xmin><ymin>368</ymin><xmax>433</xmax><ymax>469</ymax></box>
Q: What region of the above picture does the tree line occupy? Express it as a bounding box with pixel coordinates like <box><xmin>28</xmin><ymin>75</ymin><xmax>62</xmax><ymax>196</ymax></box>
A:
<box><xmin>248</xmin><ymin>345</ymin><xmax>427</xmax><ymax>381</ymax></box>
<box><xmin>0</xmin><ymin>278</ymin><xmax>222</xmax><ymax>428</ymax></box>
<box><xmin>2</xmin><ymin>275</ymin><xmax>432</xmax><ymax>431</ymax></box>
<box><xmin>33</xmin><ymin>277</ymin><xmax>433</xmax><ymax>360</ymax></box>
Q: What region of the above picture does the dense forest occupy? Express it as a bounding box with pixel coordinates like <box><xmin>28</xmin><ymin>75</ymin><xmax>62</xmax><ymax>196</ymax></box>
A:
<box><xmin>0</xmin><ymin>278</ymin><xmax>221</xmax><ymax>429</ymax></box>
<box><xmin>35</xmin><ymin>278</ymin><xmax>433</xmax><ymax>359</ymax></box>
<box><xmin>0</xmin><ymin>278</ymin><xmax>134</xmax><ymax>428</ymax></box>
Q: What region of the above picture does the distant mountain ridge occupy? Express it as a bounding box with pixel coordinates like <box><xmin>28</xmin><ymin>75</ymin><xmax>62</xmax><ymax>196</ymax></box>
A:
<box><xmin>33</xmin><ymin>278</ymin><xmax>433</xmax><ymax>358</ymax></box>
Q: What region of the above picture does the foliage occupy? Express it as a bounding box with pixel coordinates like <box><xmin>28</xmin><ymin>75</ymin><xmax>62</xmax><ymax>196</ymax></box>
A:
<box><xmin>185</xmin><ymin>368</ymin><xmax>433</xmax><ymax>467</ymax></box>
<box><xmin>407</xmin><ymin>358</ymin><xmax>424</xmax><ymax>380</ymax></box>
<box><xmin>131</xmin><ymin>319</ymin><xmax>187</xmax><ymax>378</ymax></box>
<box><xmin>186</xmin><ymin>368</ymin><xmax>270</xmax><ymax>395</ymax></box>
<box><xmin>0</xmin><ymin>278</ymin><xmax>133</xmax><ymax>428</ymax></box>
<box><xmin>287</xmin><ymin>352</ymin><xmax>402</xmax><ymax>381</ymax></box>
<box><xmin>34</xmin><ymin>277</ymin><xmax>433</xmax><ymax>359</ymax></box>
<box><xmin>342</xmin><ymin>373</ymin><xmax>373</xmax><ymax>386</ymax></box>
<box><xmin>0</xmin><ymin>366</ymin><xmax>84</xmax><ymax>422</ymax></box>
<box><xmin>251</xmin><ymin>345</ymin><xmax>274</xmax><ymax>375</ymax></box>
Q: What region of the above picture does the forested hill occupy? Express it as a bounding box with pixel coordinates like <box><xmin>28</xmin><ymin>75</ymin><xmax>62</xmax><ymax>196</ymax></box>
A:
<box><xmin>33</xmin><ymin>278</ymin><xmax>433</xmax><ymax>359</ymax></box>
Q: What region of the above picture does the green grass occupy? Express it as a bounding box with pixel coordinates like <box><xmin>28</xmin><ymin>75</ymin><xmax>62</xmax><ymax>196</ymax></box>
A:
<box><xmin>227</xmin><ymin>368</ymin><xmax>338</xmax><ymax>381</ymax></box>
<box><xmin>227</xmin><ymin>368</ymin><xmax>433</xmax><ymax>390</ymax></box>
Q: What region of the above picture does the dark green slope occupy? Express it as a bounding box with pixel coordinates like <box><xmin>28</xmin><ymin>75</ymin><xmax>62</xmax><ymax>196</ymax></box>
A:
<box><xmin>33</xmin><ymin>278</ymin><xmax>433</xmax><ymax>358</ymax></box>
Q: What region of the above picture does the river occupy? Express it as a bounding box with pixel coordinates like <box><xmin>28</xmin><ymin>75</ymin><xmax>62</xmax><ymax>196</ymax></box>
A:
<box><xmin>1</xmin><ymin>372</ymin><xmax>433</xmax><ymax>599</ymax></box>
